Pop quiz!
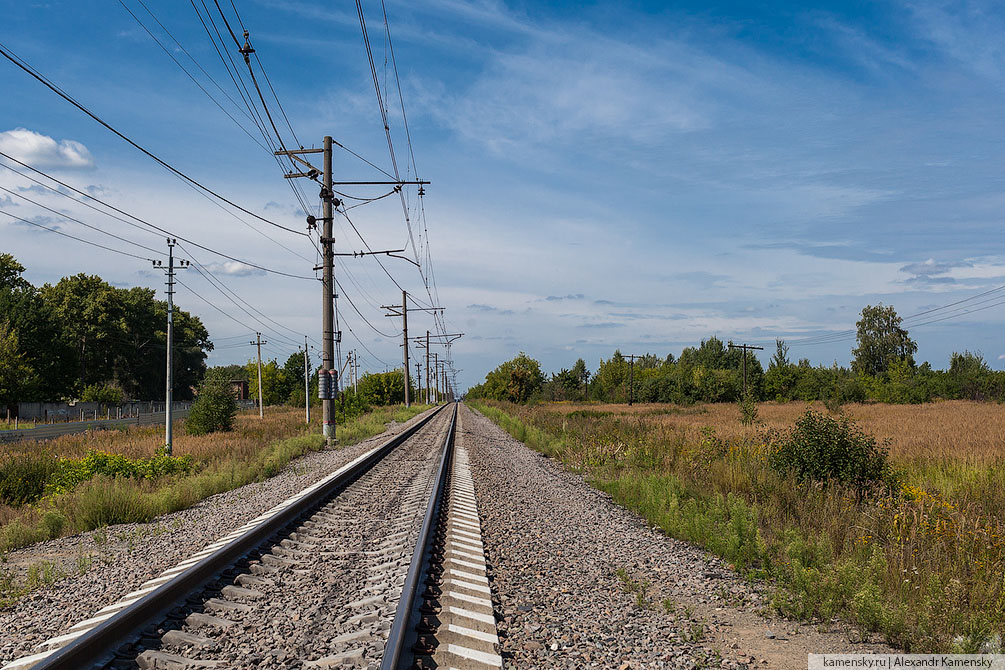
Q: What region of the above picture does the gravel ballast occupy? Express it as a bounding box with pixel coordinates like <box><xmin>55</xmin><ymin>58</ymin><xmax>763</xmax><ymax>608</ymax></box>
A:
<box><xmin>459</xmin><ymin>404</ymin><xmax>892</xmax><ymax>669</ymax></box>
<box><xmin>0</xmin><ymin>410</ymin><xmax>435</xmax><ymax>665</ymax></box>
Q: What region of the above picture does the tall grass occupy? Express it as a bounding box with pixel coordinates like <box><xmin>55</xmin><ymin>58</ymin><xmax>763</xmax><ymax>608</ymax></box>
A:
<box><xmin>471</xmin><ymin>400</ymin><xmax>1005</xmax><ymax>653</ymax></box>
<box><xmin>0</xmin><ymin>405</ymin><xmax>429</xmax><ymax>556</ymax></box>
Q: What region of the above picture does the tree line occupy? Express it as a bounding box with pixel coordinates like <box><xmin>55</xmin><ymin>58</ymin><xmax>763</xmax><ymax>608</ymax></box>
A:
<box><xmin>467</xmin><ymin>304</ymin><xmax>1005</xmax><ymax>406</ymax></box>
<box><xmin>0</xmin><ymin>254</ymin><xmax>209</xmax><ymax>405</ymax></box>
<box><xmin>206</xmin><ymin>359</ymin><xmax>418</xmax><ymax>416</ymax></box>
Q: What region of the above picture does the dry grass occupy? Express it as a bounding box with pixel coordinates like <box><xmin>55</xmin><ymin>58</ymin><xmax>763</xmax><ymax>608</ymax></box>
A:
<box><xmin>0</xmin><ymin>408</ymin><xmax>309</xmax><ymax>462</ymax></box>
<box><xmin>552</xmin><ymin>400</ymin><xmax>1005</xmax><ymax>463</ymax></box>
<box><xmin>0</xmin><ymin>405</ymin><xmax>428</xmax><ymax>556</ymax></box>
<box><xmin>477</xmin><ymin>399</ymin><xmax>1005</xmax><ymax>652</ymax></box>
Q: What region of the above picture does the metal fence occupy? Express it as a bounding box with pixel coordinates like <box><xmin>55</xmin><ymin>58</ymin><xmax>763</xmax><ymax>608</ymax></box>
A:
<box><xmin>0</xmin><ymin>409</ymin><xmax>190</xmax><ymax>445</ymax></box>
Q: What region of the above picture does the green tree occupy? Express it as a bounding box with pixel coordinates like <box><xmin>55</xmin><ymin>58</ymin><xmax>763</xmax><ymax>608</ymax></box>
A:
<box><xmin>469</xmin><ymin>353</ymin><xmax>544</xmax><ymax>403</ymax></box>
<box><xmin>0</xmin><ymin>254</ymin><xmax>72</xmax><ymax>399</ymax></box>
<box><xmin>80</xmin><ymin>383</ymin><xmax>125</xmax><ymax>404</ymax></box>
<box><xmin>851</xmin><ymin>304</ymin><xmax>917</xmax><ymax>376</ymax></box>
<box><xmin>0</xmin><ymin>322</ymin><xmax>36</xmax><ymax>405</ymax></box>
<box><xmin>39</xmin><ymin>273</ymin><xmax>210</xmax><ymax>399</ymax></box>
<box><xmin>245</xmin><ymin>359</ymin><xmax>288</xmax><ymax>406</ymax></box>
<box><xmin>357</xmin><ymin>370</ymin><xmax>406</xmax><ymax>406</ymax></box>
<box><xmin>187</xmin><ymin>377</ymin><xmax>238</xmax><ymax>435</ymax></box>
<box><xmin>765</xmin><ymin>339</ymin><xmax>799</xmax><ymax>401</ymax></box>
<box><xmin>593</xmin><ymin>351</ymin><xmax>629</xmax><ymax>401</ymax></box>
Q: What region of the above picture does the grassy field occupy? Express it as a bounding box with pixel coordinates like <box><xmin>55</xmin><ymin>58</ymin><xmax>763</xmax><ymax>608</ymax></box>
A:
<box><xmin>471</xmin><ymin>399</ymin><xmax>1005</xmax><ymax>653</ymax></box>
<box><xmin>0</xmin><ymin>405</ymin><xmax>429</xmax><ymax>557</ymax></box>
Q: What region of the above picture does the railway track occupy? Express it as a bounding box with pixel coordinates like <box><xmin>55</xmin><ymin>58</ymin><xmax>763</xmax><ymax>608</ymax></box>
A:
<box><xmin>3</xmin><ymin>403</ymin><xmax>501</xmax><ymax>670</ymax></box>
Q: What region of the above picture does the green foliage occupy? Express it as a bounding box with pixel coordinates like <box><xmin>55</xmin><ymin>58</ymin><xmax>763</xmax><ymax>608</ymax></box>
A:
<box><xmin>544</xmin><ymin>358</ymin><xmax>590</xmax><ymax>401</ymax></box>
<box><xmin>0</xmin><ymin>452</ymin><xmax>59</xmax><ymax>506</ymax></box>
<box><xmin>0</xmin><ymin>448</ymin><xmax>195</xmax><ymax>506</ymax></box>
<box><xmin>0</xmin><ymin>254</ymin><xmax>71</xmax><ymax>401</ymax></box>
<box><xmin>187</xmin><ymin>378</ymin><xmax>238</xmax><ymax>435</ymax></box>
<box><xmin>738</xmin><ymin>390</ymin><xmax>758</xmax><ymax>425</ymax></box>
<box><xmin>852</xmin><ymin>304</ymin><xmax>918</xmax><ymax>376</ymax></box>
<box><xmin>80</xmin><ymin>383</ymin><xmax>125</xmax><ymax>404</ymax></box>
<box><xmin>767</xmin><ymin>410</ymin><xmax>895</xmax><ymax>492</ymax></box>
<box><xmin>46</xmin><ymin>449</ymin><xmax>195</xmax><ymax>497</ymax></box>
<box><xmin>0</xmin><ymin>321</ymin><xmax>36</xmax><ymax>406</ymax></box>
<box><xmin>467</xmin><ymin>353</ymin><xmax>544</xmax><ymax>403</ymax></box>
<box><xmin>542</xmin><ymin>339</ymin><xmax>1005</xmax><ymax>406</ymax></box>
<box><xmin>0</xmin><ymin>255</ymin><xmax>211</xmax><ymax>402</ymax></box>
<box><xmin>357</xmin><ymin>370</ymin><xmax>408</xmax><ymax>406</ymax></box>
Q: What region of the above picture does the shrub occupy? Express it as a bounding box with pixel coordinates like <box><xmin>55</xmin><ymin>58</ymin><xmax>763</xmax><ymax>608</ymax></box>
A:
<box><xmin>80</xmin><ymin>383</ymin><xmax>124</xmax><ymax>405</ymax></box>
<box><xmin>0</xmin><ymin>452</ymin><xmax>58</xmax><ymax>506</ymax></box>
<box><xmin>187</xmin><ymin>379</ymin><xmax>238</xmax><ymax>435</ymax></box>
<box><xmin>738</xmin><ymin>390</ymin><xmax>758</xmax><ymax>425</ymax></box>
<box><xmin>46</xmin><ymin>449</ymin><xmax>195</xmax><ymax>496</ymax></box>
<box><xmin>767</xmin><ymin>410</ymin><xmax>895</xmax><ymax>493</ymax></box>
<box><xmin>62</xmin><ymin>476</ymin><xmax>153</xmax><ymax>530</ymax></box>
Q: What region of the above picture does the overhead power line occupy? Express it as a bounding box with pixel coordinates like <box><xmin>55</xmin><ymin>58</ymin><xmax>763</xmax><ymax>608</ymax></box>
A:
<box><xmin>784</xmin><ymin>285</ymin><xmax>1005</xmax><ymax>348</ymax></box>
<box><xmin>0</xmin><ymin>38</ymin><xmax>308</xmax><ymax>238</ymax></box>
<box><xmin>0</xmin><ymin>209</ymin><xmax>154</xmax><ymax>261</ymax></box>
<box><xmin>0</xmin><ymin>152</ymin><xmax>313</xmax><ymax>280</ymax></box>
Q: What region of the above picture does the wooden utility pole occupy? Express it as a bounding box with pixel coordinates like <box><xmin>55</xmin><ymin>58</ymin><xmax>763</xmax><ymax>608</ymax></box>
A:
<box><xmin>250</xmin><ymin>333</ymin><xmax>267</xmax><ymax>418</ymax></box>
<box><xmin>625</xmin><ymin>354</ymin><xmax>641</xmax><ymax>406</ymax></box>
<box><xmin>153</xmin><ymin>239</ymin><xmax>188</xmax><ymax>455</ymax></box>
<box><xmin>728</xmin><ymin>343</ymin><xmax>764</xmax><ymax>395</ymax></box>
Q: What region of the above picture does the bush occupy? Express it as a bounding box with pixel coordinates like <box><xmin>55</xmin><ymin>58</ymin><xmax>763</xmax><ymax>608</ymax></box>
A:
<box><xmin>187</xmin><ymin>379</ymin><xmax>238</xmax><ymax>435</ymax></box>
<box><xmin>80</xmin><ymin>383</ymin><xmax>124</xmax><ymax>405</ymax></box>
<box><xmin>46</xmin><ymin>449</ymin><xmax>195</xmax><ymax>496</ymax></box>
<box><xmin>738</xmin><ymin>390</ymin><xmax>758</xmax><ymax>425</ymax></box>
<box><xmin>0</xmin><ymin>452</ymin><xmax>58</xmax><ymax>506</ymax></box>
<box><xmin>768</xmin><ymin>410</ymin><xmax>895</xmax><ymax>493</ymax></box>
<box><xmin>62</xmin><ymin>476</ymin><xmax>152</xmax><ymax>530</ymax></box>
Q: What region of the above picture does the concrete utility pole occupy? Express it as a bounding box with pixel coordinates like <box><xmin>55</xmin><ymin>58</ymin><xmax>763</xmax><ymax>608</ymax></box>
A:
<box><xmin>381</xmin><ymin>292</ymin><xmax>411</xmax><ymax>407</ymax></box>
<box><xmin>303</xmin><ymin>335</ymin><xmax>310</xmax><ymax>424</ymax></box>
<box><xmin>432</xmin><ymin>353</ymin><xmax>439</xmax><ymax>403</ymax></box>
<box><xmin>728</xmin><ymin>343</ymin><xmax>764</xmax><ymax>396</ymax></box>
<box><xmin>277</xmin><ymin>139</ymin><xmax>430</xmax><ymax>442</ymax></box>
<box><xmin>153</xmin><ymin>239</ymin><xmax>188</xmax><ymax>456</ymax></box>
<box><xmin>352</xmin><ymin>351</ymin><xmax>358</xmax><ymax>394</ymax></box>
<box><xmin>425</xmin><ymin>331</ymin><xmax>430</xmax><ymax>404</ymax></box>
<box><xmin>251</xmin><ymin>333</ymin><xmax>267</xmax><ymax>418</ymax></box>
<box><xmin>276</xmin><ymin>139</ymin><xmax>337</xmax><ymax>443</ymax></box>
<box><xmin>415</xmin><ymin>361</ymin><xmax>422</xmax><ymax>402</ymax></box>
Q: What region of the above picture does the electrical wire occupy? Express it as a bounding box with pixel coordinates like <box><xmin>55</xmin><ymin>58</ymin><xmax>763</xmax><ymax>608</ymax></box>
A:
<box><xmin>0</xmin><ymin>209</ymin><xmax>154</xmax><ymax>261</ymax></box>
<box><xmin>0</xmin><ymin>152</ymin><xmax>314</xmax><ymax>280</ymax></box>
<box><xmin>0</xmin><ymin>186</ymin><xmax>167</xmax><ymax>257</ymax></box>
<box><xmin>784</xmin><ymin>285</ymin><xmax>1005</xmax><ymax>348</ymax></box>
<box><xmin>0</xmin><ymin>39</ymin><xmax>308</xmax><ymax>238</ymax></box>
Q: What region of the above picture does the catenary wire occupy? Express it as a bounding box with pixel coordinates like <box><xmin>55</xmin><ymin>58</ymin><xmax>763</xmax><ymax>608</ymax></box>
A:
<box><xmin>0</xmin><ymin>39</ymin><xmax>308</xmax><ymax>238</ymax></box>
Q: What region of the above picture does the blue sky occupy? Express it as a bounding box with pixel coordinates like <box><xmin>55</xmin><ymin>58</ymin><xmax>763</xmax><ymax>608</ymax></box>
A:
<box><xmin>2</xmin><ymin>0</ymin><xmax>1004</xmax><ymax>391</ymax></box>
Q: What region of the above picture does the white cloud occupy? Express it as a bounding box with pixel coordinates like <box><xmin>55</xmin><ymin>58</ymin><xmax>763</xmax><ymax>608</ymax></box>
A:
<box><xmin>205</xmin><ymin>262</ymin><xmax>265</xmax><ymax>277</ymax></box>
<box><xmin>0</xmin><ymin>128</ymin><xmax>94</xmax><ymax>169</ymax></box>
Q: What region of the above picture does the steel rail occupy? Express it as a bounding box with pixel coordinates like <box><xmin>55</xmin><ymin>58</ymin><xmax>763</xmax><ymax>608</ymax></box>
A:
<box><xmin>381</xmin><ymin>401</ymin><xmax>457</xmax><ymax>670</ymax></box>
<box><xmin>30</xmin><ymin>404</ymin><xmax>447</xmax><ymax>670</ymax></box>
